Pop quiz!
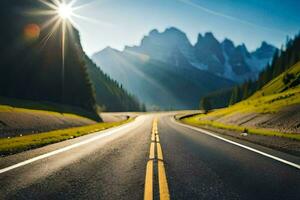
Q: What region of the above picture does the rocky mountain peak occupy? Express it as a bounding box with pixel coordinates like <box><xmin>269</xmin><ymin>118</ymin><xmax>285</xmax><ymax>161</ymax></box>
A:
<box><xmin>222</xmin><ymin>38</ymin><xmax>235</xmax><ymax>56</ymax></box>
<box><xmin>95</xmin><ymin>27</ymin><xmax>277</xmax><ymax>83</ymax></box>
<box><xmin>204</xmin><ymin>32</ymin><xmax>216</xmax><ymax>39</ymax></box>
<box><xmin>236</xmin><ymin>44</ymin><xmax>250</xmax><ymax>58</ymax></box>
<box><xmin>165</xmin><ymin>27</ymin><xmax>186</xmax><ymax>34</ymax></box>
<box><xmin>222</xmin><ymin>38</ymin><xmax>235</xmax><ymax>49</ymax></box>
<box><xmin>196</xmin><ymin>32</ymin><xmax>219</xmax><ymax>46</ymax></box>
<box><xmin>140</xmin><ymin>27</ymin><xmax>191</xmax><ymax>46</ymax></box>
<box><xmin>149</xmin><ymin>29</ymin><xmax>159</xmax><ymax>36</ymax></box>
<box><xmin>252</xmin><ymin>41</ymin><xmax>277</xmax><ymax>59</ymax></box>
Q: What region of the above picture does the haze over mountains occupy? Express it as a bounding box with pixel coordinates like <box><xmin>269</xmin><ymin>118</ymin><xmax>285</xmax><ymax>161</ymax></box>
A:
<box><xmin>92</xmin><ymin>27</ymin><xmax>277</xmax><ymax>110</ymax></box>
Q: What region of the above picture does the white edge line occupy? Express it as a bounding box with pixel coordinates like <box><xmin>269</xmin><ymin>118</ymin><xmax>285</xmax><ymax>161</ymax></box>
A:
<box><xmin>172</xmin><ymin>117</ymin><xmax>300</xmax><ymax>170</ymax></box>
<box><xmin>0</xmin><ymin>118</ymin><xmax>140</xmax><ymax>174</ymax></box>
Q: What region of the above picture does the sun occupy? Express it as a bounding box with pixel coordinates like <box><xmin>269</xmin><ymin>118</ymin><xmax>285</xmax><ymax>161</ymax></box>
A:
<box><xmin>57</xmin><ymin>3</ymin><xmax>73</xmax><ymax>20</ymax></box>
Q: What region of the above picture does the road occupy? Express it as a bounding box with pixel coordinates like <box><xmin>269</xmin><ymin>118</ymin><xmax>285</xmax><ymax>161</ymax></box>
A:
<box><xmin>0</xmin><ymin>114</ymin><xmax>299</xmax><ymax>200</ymax></box>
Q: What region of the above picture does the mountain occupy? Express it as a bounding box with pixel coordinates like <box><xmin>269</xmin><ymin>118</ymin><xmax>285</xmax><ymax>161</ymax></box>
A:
<box><xmin>195</xmin><ymin>31</ymin><xmax>276</xmax><ymax>82</ymax></box>
<box><xmin>125</xmin><ymin>27</ymin><xmax>276</xmax><ymax>83</ymax></box>
<box><xmin>195</xmin><ymin>32</ymin><xmax>225</xmax><ymax>74</ymax></box>
<box><xmin>126</xmin><ymin>28</ymin><xmax>199</xmax><ymax>68</ymax></box>
<box><xmin>92</xmin><ymin>27</ymin><xmax>276</xmax><ymax>110</ymax></box>
<box><xmin>252</xmin><ymin>41</ymin><xmax>279</xmax><ymax>61</ymax></box>
<box><xmin>0</xmin><ymin>0</ymin><xmax>142</xmax><ymax>119</ymax></box>
<box><xmin>92</xmin><ymin>46</ymin><xmax>235</xmax><ymax>110</ymax></box>
<box><xmin>200</xmin><ymin>32</ymin><xmax>300</xmax><ymax>109</ymax></box>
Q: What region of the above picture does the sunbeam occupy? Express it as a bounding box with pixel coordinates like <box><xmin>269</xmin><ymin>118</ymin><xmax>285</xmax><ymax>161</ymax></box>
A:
<box><xmin>40</xmin><ymin>15</ymin><xmax>60</xmax><ymax>30</ymax></box>
<box><xmin>40</xmin><ymin>19</ymin><xmax>61</xmax><ymax>49</ymax></box>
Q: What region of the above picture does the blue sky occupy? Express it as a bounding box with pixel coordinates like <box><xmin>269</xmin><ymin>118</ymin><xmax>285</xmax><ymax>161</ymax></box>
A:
<box><xmin>70</xmin><ymin>0</ymin><xmax>300</xmax><ymax>55</ymax></box>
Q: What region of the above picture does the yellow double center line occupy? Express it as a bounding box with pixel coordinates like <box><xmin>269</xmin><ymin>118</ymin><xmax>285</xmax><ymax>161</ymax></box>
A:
<box><xmin>144</xmin><ymin>117</ymin><xmax>170</xmax><ymax>200</ymax></box>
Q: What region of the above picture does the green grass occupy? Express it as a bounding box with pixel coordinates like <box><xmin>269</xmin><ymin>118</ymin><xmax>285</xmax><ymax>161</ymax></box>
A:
<box><xmin>0</xmin><ymin>118</ymin><xmax>132</xmax><ymax>156</ymax></box>
<box><xmin>251</xmin><ymin>62</ymin><xmax>300</xmax><ymax>99</ymax></box>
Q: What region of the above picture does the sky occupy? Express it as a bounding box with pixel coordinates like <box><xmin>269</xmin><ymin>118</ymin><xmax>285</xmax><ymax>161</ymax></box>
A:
<box><xmin>69</xmin><ymin>0</ymin><xmax>300</xmax><ymax>56</ymax></box>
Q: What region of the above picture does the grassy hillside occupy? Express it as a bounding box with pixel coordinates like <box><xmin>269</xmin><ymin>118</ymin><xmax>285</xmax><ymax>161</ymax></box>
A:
<box><xmin>182</xmin><ymin>62</ymin><xmax>300</xmax><ymax>140</ymax></box>
<box><xmin>250</xmin><ymin>62</ymin><xmax>300</xmax><ymax>99</ymax></box>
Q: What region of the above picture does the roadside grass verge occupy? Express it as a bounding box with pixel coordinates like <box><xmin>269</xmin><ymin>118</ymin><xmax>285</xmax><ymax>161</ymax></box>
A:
<box><xmin>180</xmin><ymin>116</ymin><xmax>300</xmax><ymax>141</ymax></box>
<box><xmin>0</xmin><ymin>118</ymin><xmax>133</xmax><ymax>156</ymax></box>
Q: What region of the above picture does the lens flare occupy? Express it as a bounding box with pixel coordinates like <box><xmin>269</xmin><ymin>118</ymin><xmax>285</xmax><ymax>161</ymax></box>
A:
<box><xmin>24</xmin><ymin>24</ymin><xmax>40</xmax><ymax>41</ymax></box>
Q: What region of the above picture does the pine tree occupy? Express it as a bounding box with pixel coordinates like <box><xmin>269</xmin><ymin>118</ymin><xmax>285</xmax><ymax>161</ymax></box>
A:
<box><xmin>242</xmin><ymin>80</ymin><xmax>250</xmax><ymax>99</ymax></box>
<box><xmin>200</xmin><ymin>97</ymin><xmax>211</xmax><ymax>112</ymax></box>
<box><xmin>229</xmin><ymin>86</ymin><xmax>239</xmax><ymax>105</ymax></box>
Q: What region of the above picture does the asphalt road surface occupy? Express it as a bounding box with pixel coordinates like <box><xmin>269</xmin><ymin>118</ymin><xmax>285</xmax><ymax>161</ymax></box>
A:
<box><xmin>0</xmin><ymin>113</ymin><xmax>299</xmax><ymax>200</ymax></box>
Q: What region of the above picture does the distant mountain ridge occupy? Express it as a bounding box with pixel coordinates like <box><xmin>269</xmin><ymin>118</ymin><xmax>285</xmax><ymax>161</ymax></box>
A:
<box><xmin>124</xmin><ymin>27</ymin><xmax>277</xmax><ymax>83</ymax></box>
<box><xmin>92</xmin><ymin>27</ymin><xmax>276</xmax><ymax>110</ymax></box>
<box><xmin>92</xmin><ymin>32</ymin><xmax>236</xmax><ymax>110</ymax></box>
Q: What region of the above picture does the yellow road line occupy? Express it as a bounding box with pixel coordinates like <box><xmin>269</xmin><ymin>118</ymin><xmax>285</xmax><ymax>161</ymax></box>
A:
<box><xmin>152</xmin><ymin>127</ymin><xmax>157</xmax><ymax>134</ymax></box>
<box><xmin>144</xmin><ymin>117</ymin><xmax>170</xmax><ymax>200</ymax></box>
<box><xmin>149</xmin><ymin>142</ymin><xmax>155</xmax><ymax>159</ymax></box>
<box><xmin>156</xmin><ymin>134</ymin><xmax>160</xmax><ymax>143</ymax></box>
<box><xmin>158</xmin><ymin>160</ymin><xmax>170</xmax><ymax>200</ymax></box>
<box><xmin>144</xmin><ymin>160</ymin><xmax>153</xmax><ymax>200</ymax></box>
<box><xmin>157</xmin><ymin>142</ymin><xmax>163</xmax><ymax>160</ymax></box>
<box><xmin>151</xmin><ymin>134</ymin><xmax>155</xmax><ymax>141</ymax></box>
